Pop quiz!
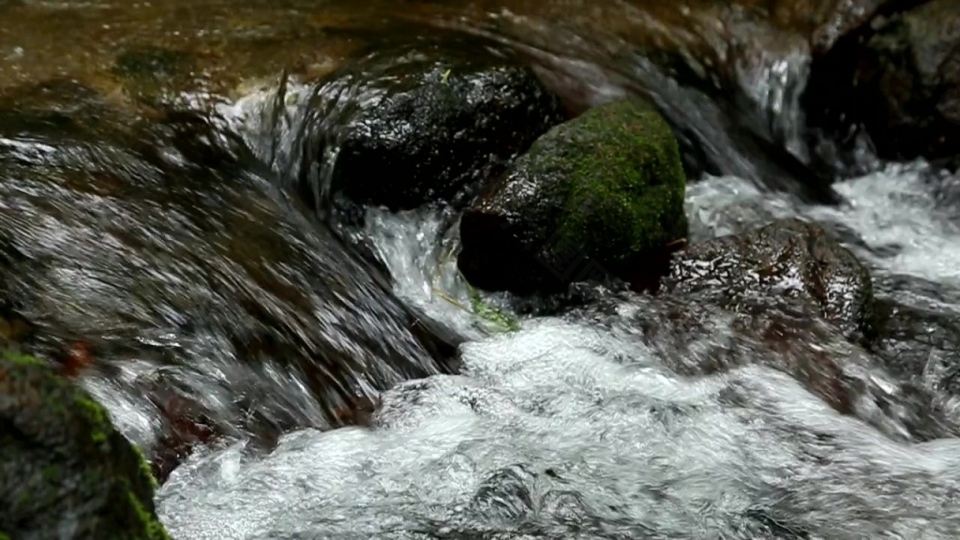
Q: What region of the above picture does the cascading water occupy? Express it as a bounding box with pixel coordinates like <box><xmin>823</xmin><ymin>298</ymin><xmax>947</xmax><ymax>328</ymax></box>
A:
<box><xmin>153</xmin><ymin>76</ymin><xmax>960</xmax><ymax>540</ymax></box>
<box><xmin>150</xmin><ymin>152</ymin><xmax>960</xmax><ymax>539</ymax></box>
<box><xmin>3</xmin><ymin>0</ymin><xmax>960</xmax><ymax>538</ymax></box>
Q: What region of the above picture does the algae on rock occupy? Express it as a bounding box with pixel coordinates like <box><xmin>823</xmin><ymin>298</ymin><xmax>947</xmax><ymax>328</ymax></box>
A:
<box><xmin>458</xmin><ymin>96</ymin><xmax>688</xmax><ymax>294</ymax></box>
<box><xmin>0</xmin><ymin>350</ymin><xmax>170</xmax><ymax>540</ymax></box>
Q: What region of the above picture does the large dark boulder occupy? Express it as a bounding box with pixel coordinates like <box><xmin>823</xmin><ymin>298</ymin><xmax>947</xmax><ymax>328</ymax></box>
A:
<box><xmin>0</xmin><ymin>351</ymin><xmax>169</xmax><ymax>539</ymax></box>
<box><xmin>293</xmin><ymin>37</ymin><xmax>566</xmax><ymax>213</ymax></box>
<box><xmin>805</xmin><ymin>0</ymin><xmax>960</xmax><ymax>168</ymax></box>
<box><xmin>0</xmin><ymin>106</ymin><xmax>461</xmax><ymax>476</ymax></box>
<box><xmin>662</xmin><ymin>219</ymin><xmax>876</xmax><ymax>344</ymax></box>
<box><xmin>457</xmin><ymin>97</ymin><xmax>688</xmax><ymax>295</ymax></box>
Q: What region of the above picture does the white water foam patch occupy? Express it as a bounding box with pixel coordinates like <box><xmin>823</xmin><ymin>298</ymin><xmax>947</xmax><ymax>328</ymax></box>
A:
<box><xmin>805</xmin><ymin>164</ymin><xmax>960</xmax><ymax>291</ymax></box>
<box><xmin>157</xmin><ymin>316</ymin><xmax>960</xmax><ymax>539</ymax></box>
<box><xmin>684</xmin><ymin>175</ymin><xmax>801</xmax><ymax>242</ymax></box>
<box><xmin>364</xmin><ymin>206</ymin><xmax>516</xmax><ymax>340</ymax></box>
<box><xmin>687</xmin><ymin>164</ymin><xmax>960</xmax><ymax>306</ymax></box>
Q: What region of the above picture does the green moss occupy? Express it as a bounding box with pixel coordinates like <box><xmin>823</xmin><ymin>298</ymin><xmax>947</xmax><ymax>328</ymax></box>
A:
<box><xmin>127</xmin><ymin>490</ymin><xmax>171</xmax><ymax>540</ymax></box>
<box><xmin>74</xmin><ymin>394</ymin><xmax>109</xmax><ymax>446</ymax></box>
<box><xmin>0</xmin><ymin>532</ymin><xmax>11</xmax><ymax>540</ymax></box>
<box><xmin>468</xmin><ymin>287</ymin><xmax>520</xmax><ymax>332</ymax></box>
<box><xmin>553</xmin><ymin>98</ymin><xmax>687</xmax><ymax>264</ymax></box>
<box><xmin>42</xmin><ymin>464</ymin><xmax>61</xmax><ymax>482</ymax></box>
<box><xmin>1</xmin><ymin>348</ymin><xmax>172</xmax><ymax>540</ymax></box>
<box><xmin>133</xmin><ymin>444</ymin><xmax>159</xmax><ymax>489</ymax></box>
<box><xmin>515</xmin><ymin>97</ymin><xmax>687</xmax><ymax>271</ymax></box>
<box><xmin>2</xmin><ymin>349</ymin><xmax>45</xmax><ymax>366</ymax></box>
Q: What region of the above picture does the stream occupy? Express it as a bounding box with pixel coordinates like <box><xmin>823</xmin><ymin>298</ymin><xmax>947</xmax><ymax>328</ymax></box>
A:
<box><xmin>156</xmin><ymin>163</ymin><xmax>960</xmax><ymax>540</ymax></box>
<box><xmin>2</xmin><ymin>0</ymin><xmax>960</xmax><ymax>539</ymax></box>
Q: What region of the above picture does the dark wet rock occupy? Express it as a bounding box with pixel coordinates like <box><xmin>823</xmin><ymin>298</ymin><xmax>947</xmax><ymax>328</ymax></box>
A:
<box><xmin>0</xmin><ymin>351</ymin><xmax>169</xmax><ymax>539</ymax></box>
<box><xmin>457</xmin><ymin>97</ymin><xmax>688</xmax><ymax>295</ymax></box>
<box><xmin>136</xmin><ymin>368</ymin><xmax>225</xmax><ymax>483</ymax></box>
<box><xmin>291</xmin><ymin>36</ymin><xmax>566</xmax><ymax>213</ymax></box>
<box><xmin>0</xmin><ymin>107</ymin><xmax>462</xmax><ymax>474</ymax></box>
<box><xmin>805</xmin><ymin>0</ymin><xmax>960</xmax><ymax>169</ymax></box>
<box><xmin>869</xmin><ymin>297</ymin><xmax>960</xmax><ymax>394</ymax></box>
<box><xmin>662</xmin><ymin>218</ymin><xmax>876</xmax><ymax>344</ymax></box>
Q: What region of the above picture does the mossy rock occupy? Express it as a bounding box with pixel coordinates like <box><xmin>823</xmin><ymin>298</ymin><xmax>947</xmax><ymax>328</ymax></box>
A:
<box><xmin>458</xmin><ymin>96</ymin><xmax>688</xmax><ymax>294</ymax></box>
<box><xmin>0</xmin><ymin>350</ymin><xmax>169</xmax><ymax>540</ymax></box>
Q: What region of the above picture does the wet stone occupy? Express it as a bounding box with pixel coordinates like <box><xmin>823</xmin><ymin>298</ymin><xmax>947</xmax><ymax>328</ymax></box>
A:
<box><xmin>291</xmin><ymin>35</ymin><xmax>567</xmax><ymax>213</ymax></box>
<box><xmin>0</xmin><ymin>351</ymin><xmax>170</xmax><ymax>539</ymax></box>
<box><xmin>805</xmin><ymin>0</ymin><xmax>960</xmax><ymax>169</ymax></box>
<box><xmin>662</xmin><ymin>218</ymin><xmax>876</xmax><ymax>344</ymax></box>
<box><xmin>457</xmin><ymin>97</ymin><xmax>687</xmax><ymax>295</ymax></box>
<box><xmin>0</xmin><ymin>105</ymin><xmax>461</xmax><ymax>478</ymax></box>
<box><xmin>869</xmin><ymin>296</ymin><xmax>960</xmax><ymax>395</ymax></box>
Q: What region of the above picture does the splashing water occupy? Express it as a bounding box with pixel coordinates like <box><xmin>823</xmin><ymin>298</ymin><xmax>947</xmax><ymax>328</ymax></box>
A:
<box><xmin>2</xmin><ymin>1</ymin><xmax>957</xmax><ymax>537</ymax></box>
<box><xmin>152</xmin><ymin>159</ymin><xmax>960</xmax><ymax>539</ymax></box>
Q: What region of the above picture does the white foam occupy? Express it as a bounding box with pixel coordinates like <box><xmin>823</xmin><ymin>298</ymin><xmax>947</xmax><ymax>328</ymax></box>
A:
<box><xmin>157</xmin><ymin>317</ymin><xmax>960</xmax><ymax>539</ymax></box>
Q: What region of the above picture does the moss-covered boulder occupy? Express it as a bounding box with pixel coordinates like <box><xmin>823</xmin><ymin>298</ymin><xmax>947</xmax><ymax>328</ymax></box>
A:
<box><xmin>0</xmin><ymin>351</ymin><xmax>169</xmax><ymax>540</ymax></box>
<box><xmin>294</xmin><ymin>36</ymin><xmax>567</xmax><ymax>213</ymax></box>
<box><xmin>457</xmin><ymin>96</ymin><xmax>688</xmax><ymax>294</ymax></box>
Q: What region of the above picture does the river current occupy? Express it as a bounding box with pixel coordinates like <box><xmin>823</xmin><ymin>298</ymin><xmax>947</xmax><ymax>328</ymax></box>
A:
<box><xmin>145</xmin><ymin>161</ymin><xmax>960</xmax><ymax>539</ymax></box>
<box><xmin>4</xmin><ymin>1</ymin><xmax>958</xmax><ymax>538</ymax></box>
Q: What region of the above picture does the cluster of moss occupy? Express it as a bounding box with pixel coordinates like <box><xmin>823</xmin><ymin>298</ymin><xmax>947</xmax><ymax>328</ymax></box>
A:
<box><xmin>527</xmin><ymin>97</ymin><xmax>688</xmax><ymax>269</ymax></box>
<box><xmin>556</xmin><ymin>98</ymin><xmax>687</xmax><ymax>263</ymax></box>
<box><xmin>468</xmin><ymin>285</ymin><xmax>521</xmax><ymax>333</ymax></box>
<box><xmin>0</xmin><ymin>350</ymin><xmax>170</xmax><ymax>539</ymax></box>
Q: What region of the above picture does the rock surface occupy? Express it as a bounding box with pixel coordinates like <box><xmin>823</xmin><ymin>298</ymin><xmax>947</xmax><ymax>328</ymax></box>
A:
<box><xmin>805</xmin><ymin>0</ymin><xmax>960</xmax><ymax>168</ymax></box>
<box><xmin>295</xmin><ymin>36</ymin><xmax>567</xmax><ymax>212</ymax></box>
<box><xmin>559</xmin><ymin>274</ymin><xmax>956</xmax><ymax>444</ymax></box>
<box><xmin>0</xmin><ymin>106</ymin><xmax>460</xmax><ymax>475</ymax></box>
<box><xmin>870</xmin><ymin>294</ymin><xmax>960</xmax><ymax>394</ymax></box>
<box><xmin>458</xmin><ymin>97</ymin><xmax>688</xmax><ymax>294</ymax></box>
<box><xmin>662</xmin><ymin>218</ymin><xmax>876</xmax><ymax>344</ymax></box>
<box><xmin>0</xmin><ymin>351</ymin><xmax>169</xmax><ymax>539</ymax></box>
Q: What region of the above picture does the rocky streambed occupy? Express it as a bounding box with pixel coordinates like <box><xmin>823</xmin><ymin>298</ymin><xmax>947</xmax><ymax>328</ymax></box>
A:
<box><xmin>2</xmin><ymin>0</ymin><xmax>960</xmax><ymax>538</ymax></box>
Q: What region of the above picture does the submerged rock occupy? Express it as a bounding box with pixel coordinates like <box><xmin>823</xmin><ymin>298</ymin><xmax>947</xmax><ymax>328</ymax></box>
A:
<box><xmin>458</xmin><ymin>97</ymin><xmax>688</xmax><ymax>294</ymax></box>
<box><xmin>870</xmin><ymin>295</ymin><xmax>960</xmax><ymax>394</ymax></box>
<box><xmin>805</xmin><ymin>0</ymin><xmax>960</xmax><ymax>168</ymax></box>
<box><xmin>0</xmin><ymin>351</ymin><xmax>169</xmax><ymax>539</ymax></box>
<box><xmin>293</xmin><ymin>36</ymin><xmax>566</xmax><ymax>213</ymax></box>
<box><xmin>662</xmin><ymin>218</ymin><xmax>876</xmax><ymax>344</ymax></box>
<box><xmin>0</xmin><ymin>107</ymin><xmax>460</xmax><ymax>474</ymax></box>
<box><xmin>112</xmin><ymin>45</ymin><xmax>196</xmax><ymax>107</ymax></box>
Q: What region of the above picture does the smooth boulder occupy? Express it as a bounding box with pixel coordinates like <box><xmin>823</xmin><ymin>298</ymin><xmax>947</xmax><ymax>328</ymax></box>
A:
<box><xmin>661</xmin><ymin>218</ymin><xmax>876</xmax><ymax>344</ymax></box>
<box><xmin>0</xmin><ymin>351</ymin><xmax>169</xmax><ymax>539</ymax></box>
<box><xmin>294</xmin><ymin>37</ymin><xmax>567</xmax><ymax>213</ymax></box>
<box><xmin>458</xmin><ymin>97</ymin><xmax>688</xmax><ymax>294</ymax></box>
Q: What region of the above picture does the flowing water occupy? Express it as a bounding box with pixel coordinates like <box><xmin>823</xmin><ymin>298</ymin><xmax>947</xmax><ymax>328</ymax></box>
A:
<box><xmin>3</xmin><ymin>1</ymin><xmax>960</xmax><ymax>539</ymax></box>
<box><xmin>153</xmin><ymin>163</ymin><xmax>960</xmax><ymax>540</ymax></box>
